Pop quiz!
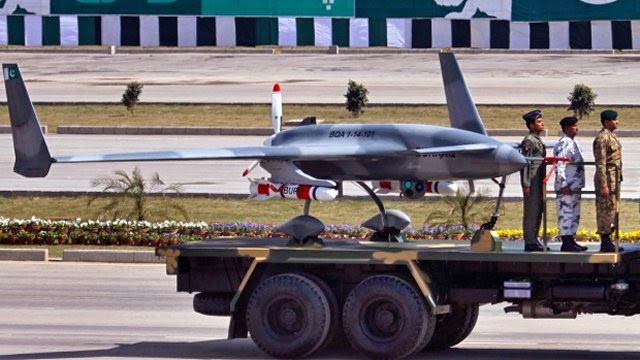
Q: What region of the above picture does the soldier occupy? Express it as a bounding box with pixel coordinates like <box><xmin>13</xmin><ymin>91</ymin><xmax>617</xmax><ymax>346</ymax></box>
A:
<box><xmin>553</xmin><ymin>116</ymin><xmax>587</xmax><ymax>252</ymax></box>
<box><xmin>520</xmin><ymin>109</ymin><xmax>547</xmax><ymax>252</ymax></box>
<box><xmin>593</xmin><ymin>109</ymin><xmax>624</xmax><ymax>253</ymax></box>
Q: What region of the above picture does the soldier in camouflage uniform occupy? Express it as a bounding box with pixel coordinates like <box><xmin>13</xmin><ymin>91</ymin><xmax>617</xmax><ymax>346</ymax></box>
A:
<box><xmin>520</xmin><ymin>109</ymin><xmax>547</xmax><ymax>252</ymax></box>
<box><xmin>553</xmin><ymin>116</ymin><xmax>587</xmax><ymax>252</ymax></box>
<box><xmin>593</xmin><ymin>109</ymin><xmax>623</xmax><ymax>253</ymax></box>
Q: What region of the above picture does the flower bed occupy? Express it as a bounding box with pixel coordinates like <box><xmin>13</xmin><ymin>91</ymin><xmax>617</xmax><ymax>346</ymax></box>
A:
<box><xmin>0</xmin><ymin>217</ymin><xmax>636</xmax><ymax>246</ymax></box>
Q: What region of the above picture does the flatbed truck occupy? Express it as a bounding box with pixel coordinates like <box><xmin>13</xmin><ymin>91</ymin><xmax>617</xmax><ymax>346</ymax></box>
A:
<box><xmin>156</xmin><ymin>236</ymin><xmax>640</xmax><ymax>359</ymax></box>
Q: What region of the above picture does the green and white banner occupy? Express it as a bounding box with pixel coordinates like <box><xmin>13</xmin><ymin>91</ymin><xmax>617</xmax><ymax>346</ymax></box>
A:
<box><xmin>513</xmin><ymin>0</ymin><xmax>640</xmax><ymax>21</ymax></box>
<box><xmin>202</xmin><ymin>0</ymin><xmax>354</xmax><ymax>17</ymax></box>
<box><xmin>0</xmin><ymin>0</ymin><xmax>49</xmax><ymax>15</ymax></box>
<box><xmin>4</xmin><ymin>1</ymin><xmax>640</xmax><ymax>22</ymax></box>
<box><xmin>50</xmin><ymin>0</ymin><xmax>200</xmax><ymax>15</ymax></box>
<box><xmin>356</xmin><ymin>0</ymin><xmax>511</xmax><ymax>20</ymax></box>
<box><xmin>48</xmin><ymin>0</ymin><xmax>354</xmax><ymax>17</ymax></box>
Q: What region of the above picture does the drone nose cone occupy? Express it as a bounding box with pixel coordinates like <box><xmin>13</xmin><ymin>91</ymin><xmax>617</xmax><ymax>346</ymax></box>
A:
<box><xmin>498</xmin><ymin>144</ymin><xmax>528</xmax><ymax>175</ymax></box>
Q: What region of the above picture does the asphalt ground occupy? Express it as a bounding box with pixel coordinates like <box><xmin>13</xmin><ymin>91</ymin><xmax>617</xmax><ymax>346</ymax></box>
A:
<box><xmin>3</xmin><ymin>261</ymin><xmax>639</xmax><ymax>359</ymax></box>
<box><xmin>1</xmin><ymin>49</ymin><xmax>639</xmax><ymax>105</ymax></box>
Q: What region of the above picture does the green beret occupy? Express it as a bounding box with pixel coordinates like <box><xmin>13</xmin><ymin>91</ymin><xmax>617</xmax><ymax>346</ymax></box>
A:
<box><xmin>601</xmin><ymin>109</ymin><xmax>618</xmax><ymax>121</ymax></box>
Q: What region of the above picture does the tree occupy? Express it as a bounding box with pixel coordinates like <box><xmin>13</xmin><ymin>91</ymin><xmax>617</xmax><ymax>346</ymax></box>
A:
<box><xmin>425</xmin><ymin>189</ymin><xmax>494</xmax><ymax>231</ymax></box>
<box><xmin>344</xmin><ymin>79</ymin><xmax>369</xmax><ymax>118</ymax></box>
<box><xmin>121</xmin><ymin>81</ymin><xmax>144</xmax><ymax>115</ymax></box>
<box><xmin>88</xmin><ymin>167</ymin><xmax>187</xmax><ymax>221</ymax></box>
<box><xmin>567</xmin><ymin>83</ymin><xmax>597</xmax><ymax>120</ymax></box>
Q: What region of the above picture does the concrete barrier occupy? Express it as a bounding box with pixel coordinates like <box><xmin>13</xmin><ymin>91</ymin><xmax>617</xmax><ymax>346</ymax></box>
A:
<box><xmin>63</xmin><ymin>249</ymin><xmax>164</xmax><ymax>263</ymax></box>
<box><xmin>0</xmin><ymin>125</ymin><xmax>47</xmax><ymax>134</ymax></box>
<box><xmin>0</xmin><ymin>249</ymin><xmax>48</xmax><ymax>261</ymax></box>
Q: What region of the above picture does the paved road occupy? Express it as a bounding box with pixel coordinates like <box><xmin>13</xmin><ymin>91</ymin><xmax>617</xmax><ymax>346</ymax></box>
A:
<box><xmin>0</xmin><ymin>51</ymin><xmax>639</xmax><ymax>104</ymax></box>
<box><xmin>1</xmin><ymin>134</ymin><xmax>639</xmax><ymax>200</ymax></box>
<box><xmin>1</xmin><ymin>261</ymin><xmax>639</xmax><ymax>360</ymax></box>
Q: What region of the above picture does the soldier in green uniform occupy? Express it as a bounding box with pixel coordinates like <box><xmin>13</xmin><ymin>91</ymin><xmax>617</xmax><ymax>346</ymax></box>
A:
<box><xmin>593</xmin><ymin>109</ymin><xmax>623</xmax><ymax>253</ymax></box>
<box><xmin>520</xmin><ymin>110</ymin><xmax>547</xmax><ymax>252</ymax></box>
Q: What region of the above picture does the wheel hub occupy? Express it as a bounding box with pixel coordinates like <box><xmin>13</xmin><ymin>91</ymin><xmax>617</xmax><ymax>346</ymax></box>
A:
<box><xmin>366</xmin><ymin>301</ymin><xmax>401</xmax><ymax>338</ymax></box>
<box><xmin>269</xmin><ymin>299</ymin><xmax>303</xmax><ymax>334</ymax></box>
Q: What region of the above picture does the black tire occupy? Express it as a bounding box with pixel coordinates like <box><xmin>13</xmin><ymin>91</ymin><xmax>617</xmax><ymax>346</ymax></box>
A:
<box><xmin>193</xmin><ymin>292</ymin><xmax>232</xmax><ymax>316</ymax></box>
<box><xmin>301</xmin><ymin>273</ymin><xmax>345</xmax><ymax>350</ymax></box>
<box><xmin>246</xmin><ymin>273</ymin><xmax>331</xmax><ymax>359</ymax></box>
<box><xmin>342</xmin><ymin>275</ymin><xmax>435</xmax><ymax>359</ymax></box>
<box><xmin>423</xmin><ymin>303</ymin><xmax>479</xmax><ymax>351</ymax></box>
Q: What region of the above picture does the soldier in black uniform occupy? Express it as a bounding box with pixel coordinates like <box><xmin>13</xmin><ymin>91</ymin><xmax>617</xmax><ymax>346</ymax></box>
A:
<box><xmin>520</xmin><ymin>109</ymin><xmax>547</xmax><ymax>252</ymax></box>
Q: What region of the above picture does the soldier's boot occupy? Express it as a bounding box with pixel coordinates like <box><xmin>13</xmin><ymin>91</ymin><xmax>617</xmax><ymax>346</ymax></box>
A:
<box><xmin>569</xmin><ymin>235</ymin><xmax>588</xmax><ymax>251</ymax></box>
<box><xmin>560</xmin><ymin>235</ymin><xmax>586</xmax><ymax>252</ymax></box>
<box><xmin>600</xmin><ymin>234</ymin><xmax>624</xmax><ymax>253</ymax></box>
<box><xmin>524</xmin><ymin>239</ymin><xmax>549</xmax><ymax>252</ymax></box>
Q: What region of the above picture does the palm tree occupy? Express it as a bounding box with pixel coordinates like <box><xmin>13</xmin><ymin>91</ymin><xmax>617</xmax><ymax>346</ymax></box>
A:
<box><xmin>425</xmin><ymin>188</ymin><xmax>494</xmax><ymax>231</ymax></box>
<box><xmin>88</xmin><ymin>167</ymin><xmax>187</xmax><ymax>221</ymax></box>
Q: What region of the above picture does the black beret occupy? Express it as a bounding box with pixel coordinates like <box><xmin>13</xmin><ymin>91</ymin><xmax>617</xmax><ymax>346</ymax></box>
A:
<box><xmin>601</xmin><ymin>109</ymin><xmax>618</xmax><ymax>121</ymax></box>
<box><xmin>522</xmin><ymin>109</ymin><xmax>542</xmax><ymax>123</ymax></box>
<box><xmin>559</xmin><ymin>116</ymin><xmax>578</xmax><ymax>129</ymax></box>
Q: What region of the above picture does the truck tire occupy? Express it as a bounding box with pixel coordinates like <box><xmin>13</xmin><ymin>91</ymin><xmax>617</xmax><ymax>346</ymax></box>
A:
<box><xmin>423</xmin><ymin>303</ymin><xmax>479</xmax><ymax>351</ymax></box>
<box><xmin>246</xmin><ymin>273</ymin><xmax>331</xmax><ymax>359</ymax></box>
<box><xmin>342</xmin><ymin>274</ymin><xmax>435</xmax><ymax>359</ymax></box>
<box><xmin>193</xmin><ymin>292</ymin><xmax>232</xmax><ymax>316</ymax></box>
<box><xmin>301</xmin><ymin>273</ymin><xmax>344</xmax><ymax>350</ymax></box>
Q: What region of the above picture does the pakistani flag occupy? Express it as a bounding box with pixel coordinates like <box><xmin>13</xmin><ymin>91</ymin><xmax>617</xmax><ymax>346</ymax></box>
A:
<box><xmin>3</xmin><ymin>65</ymin><xmax>18</xmax><ymax>81</ymax></box>
<box><xmin>513</xmin><ymin>0</ymin><xmax>640</xmax><ymax>21</ymax></box>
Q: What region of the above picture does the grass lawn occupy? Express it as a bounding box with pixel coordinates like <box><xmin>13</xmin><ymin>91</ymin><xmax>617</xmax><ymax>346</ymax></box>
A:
<box><xmin>1</xmin><ymin>104</ymin><xmax>640</xmax><ymax>132</ymax></box>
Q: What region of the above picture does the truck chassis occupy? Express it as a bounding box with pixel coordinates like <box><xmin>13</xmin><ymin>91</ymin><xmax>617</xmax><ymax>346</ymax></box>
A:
<box><xmin>158</xmin><ymin>237</ymin><xmax>640</xmax><ymax>359</ymax></box>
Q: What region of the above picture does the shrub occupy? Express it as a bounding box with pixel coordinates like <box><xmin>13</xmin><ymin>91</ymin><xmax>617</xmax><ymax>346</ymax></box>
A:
<box><xmin>88</xmin><ymin>167</ymin><xmax>187</xmax><ymax>221</ymax></box>
<box><xmin>424</xmin><ymin>189</ymin><xmax>494</xmax><ymax>231</ymax></box>
<box><xmin>344</xmin><ymin>79</ymin><xmax>369</xmax><ymax>118</ymax></box>
<box><xmin>567</xmin><ymin>83</ymin><xmax>597</xmax><ymax>120</ymax></box>
<box><xmin>122</xmin><ymin>81</ymin><xmax>144</xmax><ymax>115</ymax></box>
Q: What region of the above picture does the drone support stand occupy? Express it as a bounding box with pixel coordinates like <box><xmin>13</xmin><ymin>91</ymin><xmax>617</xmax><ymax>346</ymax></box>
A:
<box><xmin>470</xmin><ymin>176</ymin><xmax>506</xmax><ymax>252</ymax></box>
<box><xmin>277</xmin><ymin>200</ymin><xmax>325</xmax><ymax>247</ymax></box>
<box><xmin>357</xmin><ymin>181</ymin><xmax>411</xmax><ymax>243</ymax></box>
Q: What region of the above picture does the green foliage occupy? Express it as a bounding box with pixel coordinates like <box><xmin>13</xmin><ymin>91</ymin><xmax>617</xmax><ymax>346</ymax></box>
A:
<box><xmin>121</xmin><ymin>82</ymin><xmax>144</xmax><ymax>115</ymax></box>
<box><xmin>567</xmin><ymin>83</ymin><xmax>597</xmax><ymax>120</ymax></box>
<box><xmin>88</xmin><ymin>167</ymin><xmax>187</xmax><ymax>221</ymax></box>
<box><xmin>344</xmin><ymin>79</ymin><xmax>369</xmax><ymax>118</ymax></box>
<box><xmin>424</xmin><ymin>189</ymin><xmax>494</xmax><ymax>231</ymax></box>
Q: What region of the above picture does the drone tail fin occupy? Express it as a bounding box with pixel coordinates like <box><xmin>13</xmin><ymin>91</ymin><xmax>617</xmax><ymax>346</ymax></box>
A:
<box><xmin>439</xmin><ymin>51</ymin><xmax>487</xmax><ymax>136</ymax></box>
<box><xmin>3</xmin><ymin>64</ymin><xmax>53</xmax><ymax>177</ymax></box>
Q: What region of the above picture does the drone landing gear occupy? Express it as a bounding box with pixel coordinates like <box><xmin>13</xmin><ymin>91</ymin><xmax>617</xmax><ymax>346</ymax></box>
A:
<box><xmin>277</xmin><ymin>200</ymin><xmax>325</xmax><ymax>247</ymax></box>
<box><xmin>357</xmin><ymin>181</ymin><xmax>411</xmax><ymax>243</ymax></box>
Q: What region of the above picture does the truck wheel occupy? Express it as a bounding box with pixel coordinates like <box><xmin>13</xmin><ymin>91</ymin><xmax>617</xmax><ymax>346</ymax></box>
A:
<box><xmin>193</xmin><ymin>292</ymin><xmax>232</xmax><ymax>316</ymax></box>
<box><xmin>423</xmin><ymin>303</ymin><xmax>479</xmax><ymax>351</ymax></box>
<box><xmin>301</xmin><ymin>273</ymin><xmax>344</xmax><ymax>350</ymax></box>
<box><xmin>342</xmin><ymin>275</ymin><xmax>435</xmax><ymax>359</ymax></box>
<box><xmin>246</xmin><ymin>273</ymin><xmax>330</xmax><ymax>359</ymax></box>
